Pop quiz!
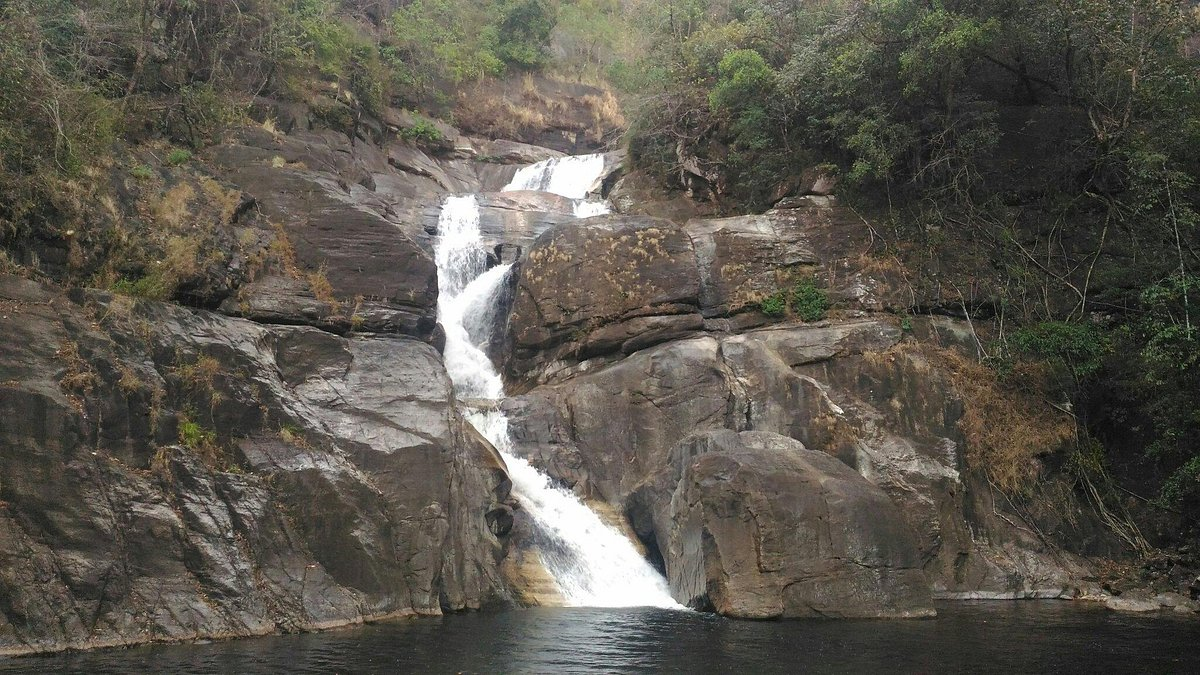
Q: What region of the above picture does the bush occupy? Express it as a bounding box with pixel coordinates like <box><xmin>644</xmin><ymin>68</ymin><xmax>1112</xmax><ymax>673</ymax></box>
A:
<box><xmin>493</xmin><ymin>0</ymin><xmax>557</xmax><ymax>70</ymax></box>
<box><xmin>760</xmin><ymin>291</ymin><xmax>786</xmax><ymax>317</ymax></box>
<box><xmin>1011</xmin><ymin>321</ymin><xmax>1110</xmax><ymax>379</ymax></box>
<box><xmin>790</xmin><ymin>278</ymin><xmax>829</xmax><ymax>322</ymax></box>
<box><xmin>399</xmin><ymin>118</ymin><xmax>447</xmax><ymax>147</ymax></box>
<box><xmin>166</xmin><ymin>149</ymin><xmax>193</xmax><ymax>166</ymax></box>
<box><xmin>111</xmin><ymin>273</ymin><xmax>173</xmax><ymax>300</ymax></box>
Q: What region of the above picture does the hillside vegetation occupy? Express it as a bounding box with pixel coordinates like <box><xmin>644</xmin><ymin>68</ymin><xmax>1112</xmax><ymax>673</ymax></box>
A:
<box><xmin>0</xmin><ymin>0</ymin><xmax>616</xmax><ymax>268</ymax></box>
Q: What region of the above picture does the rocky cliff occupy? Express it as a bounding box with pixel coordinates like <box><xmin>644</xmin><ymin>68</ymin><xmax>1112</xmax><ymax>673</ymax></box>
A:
<box><xmin>0</xmin><ymin>90</ymin><xmax>1170</xmax><ymax>656</ymax></box>
<box><xmin>0</xmin><ymin>105</ymin><xmax>561</xmax><ymax>654</ymax></box>
<box><xmin>500</xmin><ymin>199</ymin><xmax>1109</xmax><ymax>609</ymax></box>
<box><xmin>0</xmin><ymin>275</ymin><xmax>514</xmax><ymax>655</ymax></box>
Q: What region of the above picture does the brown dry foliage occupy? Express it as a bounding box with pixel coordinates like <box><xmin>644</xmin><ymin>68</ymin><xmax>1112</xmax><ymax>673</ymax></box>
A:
<box><xmin>456</xmin><ymin>95</ymin><xmax>547</xmax><ymax>139</ymax></box>
<box><xmin>174</xmin><ymin>352</ymin><xmax>224</xmax><ymax>409</ymax></box>
<box><xmin>56</xmin><ymin>341</ymin><xmax>98</xmax><ymax>393</ymax></box>
<box><xmin>268</xmin><ymin>221</ymin><xmax>301</xmax><ymax>278</ymax></box>
<box><xmin>116</xmin><ymin>363</ymin><xmax>143</xmax><ymax>394</ymax></box>
<box><xmin>935</xmin><ymin>347</ymin><xmax>1075</xmax><ymax>493</ymax></box>
<box><xmin>581</xmin><ymin>90</ymin><xmax>625</xmax><ymax>141</ymax></box>
<box><xmin>455</xmin><ymin>75</ymin><xmax>624</xmax><ymax>142</ymax></box>
<box><xmin>151</xmin><ymin>183</ymin><xmax>196</xmax><ymax>229</ymax></box>
<box><xmin>307</xmin><ymin>265</ymin><xmax>340</xmax><ymax>311</ymax></box>
<box><xmin>198</xmin><ymin>176</ymin><xmax>243</xmax><ymax>225</ymax></box>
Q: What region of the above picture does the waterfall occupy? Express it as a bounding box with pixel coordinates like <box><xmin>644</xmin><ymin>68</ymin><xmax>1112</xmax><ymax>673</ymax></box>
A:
<box><xmin>434</xmin><ymin>192</ymin><xmax>679</xmax><ymax>609</ymax></box>
<box><xmin>503</xmin><ymin>154</ymin><xmax>612</xmax><ymax>218</ymax></box>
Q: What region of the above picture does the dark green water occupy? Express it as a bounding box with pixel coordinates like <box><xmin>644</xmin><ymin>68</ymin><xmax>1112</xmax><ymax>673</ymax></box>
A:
<box><xmin>4</xmin><ymin>601</ymin><xmax>1198</xmax><ymax>674</ymax></box>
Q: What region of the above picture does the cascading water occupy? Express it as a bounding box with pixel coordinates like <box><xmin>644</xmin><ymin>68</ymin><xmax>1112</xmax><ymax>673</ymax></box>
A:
<box><xmin>435</xmin><ymin>187</ymin><xmax>679</xmax><ymax>609</ymax></box>
<box><xmin>503</xmin><ymin>154</ymin><xmax>612</xmax><ymax>218</ymax></box>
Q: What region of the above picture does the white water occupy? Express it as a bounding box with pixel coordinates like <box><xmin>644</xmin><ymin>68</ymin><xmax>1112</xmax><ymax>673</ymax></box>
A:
<box><xmin>435</xmin><ymin>189</ymin><xmax>678</xmax><ymax>609</ymax></box>
<box><xmin>503</xmin><ymin>154</ymin><xmax>612</xmax><ymax>218</ymax></box>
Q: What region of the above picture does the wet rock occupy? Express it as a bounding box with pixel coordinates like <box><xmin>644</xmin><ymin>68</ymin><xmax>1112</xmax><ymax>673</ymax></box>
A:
<box><xmin>663</xmin><ymin>431</ymin><xmax>934</xmax><ymax>618</ymax></box>
<box><xmin>476</xmin><ymin>139</ymin><xmax>565</xmax><ymax>165</ymax></box>
<box><xmin>475</xmin><ymin>191</ymin><xmax>578</xmax><ymax>259</ymax></box>
<box><xmin>1106</xmin><ymin>590</ymin><xmax>1165</xmax><ymax>613</ymax></box>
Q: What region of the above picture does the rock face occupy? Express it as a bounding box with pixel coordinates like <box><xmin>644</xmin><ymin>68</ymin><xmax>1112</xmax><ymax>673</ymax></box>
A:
<box><xmin>207</xmin><ymin>128</ymin><xmax>445</xmax><ymax>338</ymax></box>
<box><xmin>504</xmin><ymin>215</ymin><xmax>705</xmax><ymax>383</ymax></box>
<box><xmin>0</xmin><ymin>277</ymin><xmax>513</xmax><ymax>655</ymax></box>
<box><xmin>506</xmin><ymin>317</ymin><xmax>1094</xmax><ymax>603</ymax></box>
<box><xmin>501</xmin><ymin>197</ymin><xmax>1102</xmax><ymax>605</ymax></box>
<box><xmin>662</xmin><ymin>431</ymin><xmax>933</xmax><ymax>618</ymax></box>
<box><xmin>0</xmin><ymin>91</ymin><xmax>1133</xmax><ymax>655</ymax></box>
<box><xmin>502</xmin><ymin>205</ymin><xmax>889</xmax><ymax>384</ymax></box>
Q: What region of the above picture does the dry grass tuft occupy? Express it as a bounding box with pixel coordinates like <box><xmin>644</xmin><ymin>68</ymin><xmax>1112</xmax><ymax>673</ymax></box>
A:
<box><xmin>307</xmin><ymin>265</ymin><xmax>340</xmax><ymax>311</ymax></box>
<box><xmin>117</xmin><ymin>363</ymin><xmax>143</xmax><ymax>394</ymax></box>
<box><xmin>269</xmin><ymin>221</ymin><xmax>301</xmax><ymax>278</ymax></box>
<box><xmin>57</xmin><ymin>341</ymin><xmax>98</xmax><ymax>393</ymax></box>
<box><xmin>163</xmin><ymin>235</ymin><xmax>201</xmax><ymax>280</ymax></box>
<box><xmin>198</xmin><ymin>176</ymin><xmax>243</xmax><ymax>225</ymax></box>
<box><xmin>279</xmin><ymin>424</ymin><xmax>313</xmax><ymax>450</ymax></box>
<box><xmin>174</xmin><ymin>352</ymin><xmax>224</xmax><ymax>410</ymax></box>
<box><xmin>175</xmin><ymin>353</ymin><xmax>222</xmax><ymax>390</ymax></box>
<box><xmin>151</xmin><ymin>183</ymin><xmax>196</xmax><ymax>229</ymax></box>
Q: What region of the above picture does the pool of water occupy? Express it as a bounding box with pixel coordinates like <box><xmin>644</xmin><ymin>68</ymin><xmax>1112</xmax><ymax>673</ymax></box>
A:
<box><xmin>5</xmin><ymin>601</ymin><xmax>1198</xmax><ymax>674</ymax></box>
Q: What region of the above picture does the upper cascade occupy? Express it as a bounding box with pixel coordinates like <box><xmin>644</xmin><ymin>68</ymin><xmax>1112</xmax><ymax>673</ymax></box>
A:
<box><xmin>503</xmin><ymin>154</ymin><xmax>612</xmax><ymax>217</ymax></box>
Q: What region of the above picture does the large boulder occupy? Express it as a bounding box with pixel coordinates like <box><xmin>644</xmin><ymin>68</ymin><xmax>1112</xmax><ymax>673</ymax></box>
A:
<box><xmin>504</xmin><ymin>215</ymin><xmax>704</xmax><ymax>384</ymax></box>
<box><xmin>0</xmin><ymin>276</ymin><xmax>513</xmax><ymax>656</ymax></box>
<box><xmin>662</xmin><ymin>431</ymin><xmax>934</xmax><ymax>618</ymax></box>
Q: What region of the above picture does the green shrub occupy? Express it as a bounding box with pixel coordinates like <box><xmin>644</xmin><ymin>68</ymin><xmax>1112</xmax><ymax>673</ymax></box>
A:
<box><xmin>129</xmin><ymin>165</ymin><xmax>155</xmax><ymax>180</ymax></box>
<box><xmin>399</xmin><ymin>118</ymin><xmax>447</xmax><ymax>147</ymax></box>
<box><xmin>178</xmin><ymin>417</ymin><xmax>216</xmax><ymax>450</ymax></box>
<box><xmin>111</xmin><ymin>273</ymin><xmax>172</xmax><ymax>300</ymax></box>
<box><xmin>166</xmin><ymin>149</ymin><xmax>193</xmax><ymax>166</ymax></box>
<box><xmin>492</xmin><ymin>0</ymin><xmax>557</xmax><ymax>70</ymax></box>
<box><xmin>391</xmin><ymin>0</ymin><xmax>506</xmax><ymax>90</ymax></box>
<box><xmin>1010</xmin><ymin>321</ymin><xmax>1110</xmax><ymax>379</ymax></box>
<box><xmin>1161</xmin><ymin>456</ymin><xmax>1200</xmax><ymax>504</ymax></box>
<box><xmin>168</xmin><ymin>84</ymin><xmax>242</xmax><ymax>148</ymax></box>
<box><xmin>760</xmin><ymin>291</ymin><xmax>787</xmax><ymax>317</ymax></box>
<box><xmin>790</xmin><ymin>278</ymin><xmax>829</xmax><ymax>322</ymax></box>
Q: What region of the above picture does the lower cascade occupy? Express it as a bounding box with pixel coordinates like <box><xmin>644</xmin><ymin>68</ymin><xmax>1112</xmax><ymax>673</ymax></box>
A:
<box><xmin>435</xmin><ymin>193</ymin><xmax>680</xmax><ymax>608</ymax></box>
